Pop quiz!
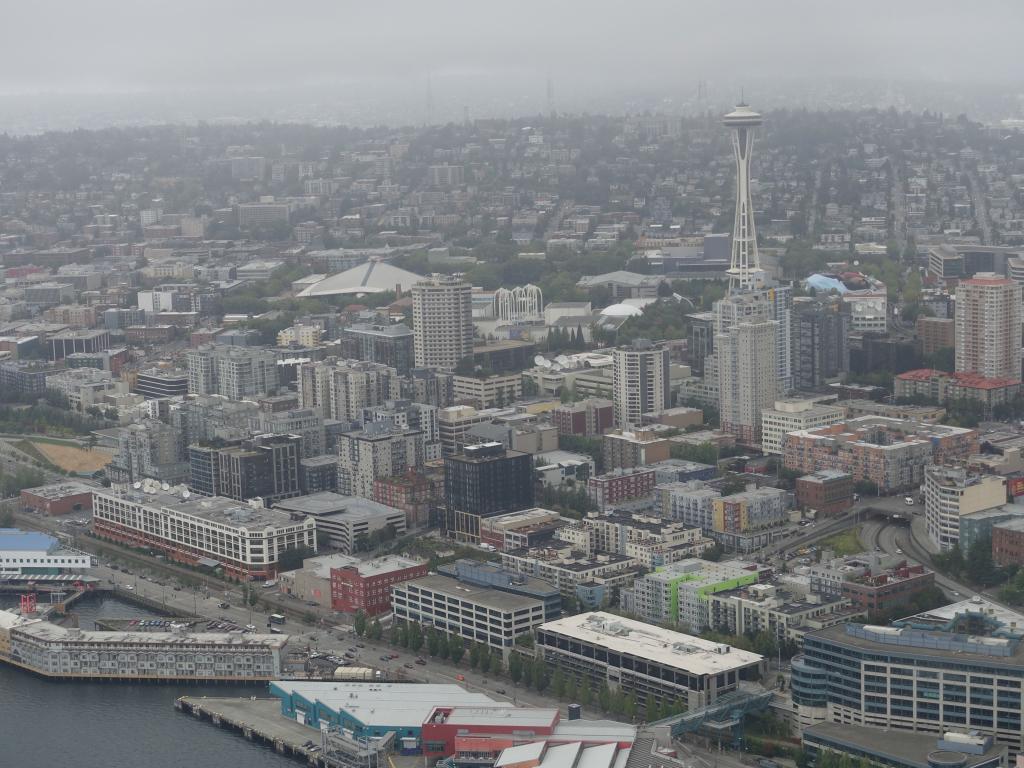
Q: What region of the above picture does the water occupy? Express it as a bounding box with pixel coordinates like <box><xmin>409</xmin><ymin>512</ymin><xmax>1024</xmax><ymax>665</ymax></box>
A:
<box><xmin>0</xmin><ymin>592</ymin><xmax>295</xmax><ymax>767</ymax></box>
<box><xmin>0</xmin><ymin>667</ymin><xmax>294</xmax><ymax>768</ymax></box>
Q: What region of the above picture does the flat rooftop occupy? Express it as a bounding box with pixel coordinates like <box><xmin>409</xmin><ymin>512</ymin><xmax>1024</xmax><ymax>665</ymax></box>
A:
<box><xmin>539</xmin><ymin>612</ymin><xmax>763</xmax><ymax>675</ymax></box>
<box><xmin>273</xmin><ymin>682</ymin><xmax>505</xmax><ymax>729</ymax></box>
<box><xmin>401</xmin><ymin>574</ymin><xmax>543</xmax><ymax>612</ymax></box>
<box><xmin>274</xmin><ymin>492</ymin><xmax>402</xmax><ymax>522</ymax></box>
<box><xmin>95</xmin><ymin>488</ymin><xmax>304</xmax><ymax>530</ymax></box>
<box><xmin>803</xmin><ymin>722</ymin><xmax>1005</xmax><ymax>768</ymax></box>
<box><xmin>5</xmin><ymin>613</ymin><xmax>287</xmax><ymax>648</ymax></box>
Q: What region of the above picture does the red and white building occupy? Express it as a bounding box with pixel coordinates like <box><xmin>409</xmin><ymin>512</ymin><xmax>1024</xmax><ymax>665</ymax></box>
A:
<box><xmin>587</xmin><ymin>467</ymin><xmax>656</xmax><ymax>511</ymax></box>
<box><xmin>330</xmin><ymin>554</ymin><xmax>428</xmax><ymax>615</ymax></box>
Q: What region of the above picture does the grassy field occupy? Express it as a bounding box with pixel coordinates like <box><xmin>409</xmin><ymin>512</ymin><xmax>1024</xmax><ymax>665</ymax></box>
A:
<box><xmin>28</xmin><ymin>441</ymin><xmax>112</xmax><ymax>473</ymax></box>
<box><xmin>819</xmin><ymin>526</ymin><xmax>863</xmax><ymax>557</ymax></box>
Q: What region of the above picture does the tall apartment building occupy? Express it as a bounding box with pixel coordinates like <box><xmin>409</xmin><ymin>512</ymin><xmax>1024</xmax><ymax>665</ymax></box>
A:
<box><xmin>444</xmin><ymin>442</ymin><xmax>534</xmax><ymax>542</ymax></box>
<box><xmin>361</xmin><ymin>399</ymin><xmax>441</xmax><ymax>461</ymax></box>
<box><xmin>658</xmin><ymin>481</ymin><xmax>722</xmax><ymax>534</ymax></box>
<box><xmin>602</xmin><ymin>428</ymin><xmax>671</xmax><ymax>470</ymax></box>
<box><xmin>612</xmin><ymin>339</ymin><xmax>670</xmax><ymax>429</ymax></box>
<box><xmin>713</xmin><ymin>289</ymin><xmax>781</xmax><ymax>445</ymax></box>
<box><xmin>107</xmin><ymin>420</ymin><xmax>188</xmax><ymax>485</ymax></box>
<box><xmin>297</xmin><ymin>359</ymin><xmax>400</xmax><ymax>423</ymax></box>
<box><xmin>428</xmin><ymin>164</ymin><xmax>465</xmax><ymax>187</ymax></box>
<box><xmin>955</xmin><ymin>273</ymin><xmax>1022</xmax><ymax>379</ymax></box>
<box><xmin>791</xmin><ymin>298</ymin><xmax>850</xmax><ymax>390</ymax></box>
<box><xmin>412</xmin><ymin>274</ymin><xmax>474</xmax><ymax>371</ymax></box>
<box><xmin>711</xmin><ymin>486</ymin><xmax>789</xmax><ymax>552</ymax></box>
<box><xmin>213</xmin><ymin>435</ymin><xmax>302</xmax><ymax>504</ymax></box>
<box><xmin>187</xmin><ymin>344</ymin><xmax>279</xmax><ymax>400</ymax></box>
<box><xmin>336</xmin><ymin>422</ymin><xmax>424</xmax><ymax>499</ymax></box>
<box><xmin>341</xmin><ymin>323</ymin><xmax>415</xmax><ymax>375</ymax></box>
<box><xmin>923</xmin><ymin>466</ymin><xmax>1007</xmax><ymax>551</ymax></box>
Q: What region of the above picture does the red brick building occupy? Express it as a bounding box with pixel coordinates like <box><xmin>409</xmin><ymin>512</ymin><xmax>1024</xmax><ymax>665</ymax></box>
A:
<box><xmin>587</xmin><ymin>467</ymin><xmax>656</xmax><ymax>511</ymax></box>
<box><xmin>330</xmin><ymin>555</ymin><xmax>428</xmax><ymax>615</ymax></box>
<box><xmin>795</xmin><ymin>470</ymin><xmax>853</xmax><ymax>516</ymax></box>
<box><xmin>20</xmin><ymin>482</ymin><xmax>95</xmax><ymax>516</ymax></box>
<box><xmin>992</xmin><ymin>519</ymin><xmax>1024</xmax><ymax>567</ymax></box>
<box><xmin>551</xmin><ymin>398</ymin><xmax>614</xmax><ymax>436</ymax></box>
<box><xmin>842</xmin><ymin>564</ymin><xmax>934</xmax><ymax>615</ymax></box>
<box><xmin>373</xmin><ymin>471</ymin><xmax>438</xmax><ymax>527</ymax></box>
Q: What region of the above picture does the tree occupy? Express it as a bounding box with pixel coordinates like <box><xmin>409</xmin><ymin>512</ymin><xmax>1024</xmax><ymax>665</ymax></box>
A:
<box><xmin>438</xmin><ymin>633</ymin><xmax>451</xmax><ymax>661</ymax></box>
<box><xmin>408</xmin><ymin>622</ymin><xmax>424</xmax><ymax>652</ymax></box>
<box><xmin>610</xmin><ymin>689</ymin><xmax>624</xmax><ymax>715</ymax></box>
<box><xmin>532</xmin><ymin>661</ymin><xmax>548</xmax><ymax>692</ymax></box>
<box><xmin>509</xmin><ymin>653</ymin><xmax>523</xmax><ymax>684</ymax></box>
<box><xmin>278</xmin><ymin>545</ymin><xmax>314</xmax><ymax>571</ymax></box>
<box><xmin>579</xmin><ymin>676</ymin><xmax>592</xmax><ymax>706</ymax></box>
<box><xmin>427</xmin><ymin>628</ymin><xmax>440</xmax><ymax>656</ymax></box>
<box><xmin>368</xmin><ymin>619</ymin><xmax>383</xmax><ymax>640</ymax></box>
<box><xmin>552</xmin><ymin>668</ymin><xmax>567</xmax><ymax>699</ymax></box>
<box><xmin>701</xmin><ymin>544</ymin><xmax>725</xmax><ymax>562</ymax></box>
<box><xmin>564</xmin><ymin>675</ymin><xmax>577</xmax><ymax>703</ymax></box>
<box><xmin>622</xmin><ymin>694</ymin><xmax>637</xmax><ymax>721</ymax></box>
<box><xmin>353</xmin><ymin>610</ymin><xmax>368</xmax><ymax>637</ymax></box>
<box><xmin>399</xmin><ymin>624</ymin><xmax>410</xmax><ymax>648</ymax></box>
<box><xmin>389</xmin><ymin>622</ymin><xmax>401</xmax><ymax>645</ymax></box>
<box><xmin>469</xmin><ymin>642</ymin><xmax>481</xmax><ymax>669</ymax></box>
<box><xmin>645</xmin><ymin>694</ymin><xmax>658</xmax><ymax>722</ymax></box>
<box><xmin>597</xmin><ymin>683</ymin><xmax>611</xmax><ymax>712</ymax></box>
<box><xmin>450</xmin><ymin>637</ymin><xmax>465</xmax><ymax>664</ymax></box>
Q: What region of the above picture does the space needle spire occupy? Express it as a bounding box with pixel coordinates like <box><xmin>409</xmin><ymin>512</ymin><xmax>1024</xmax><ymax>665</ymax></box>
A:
<box><xmin>723</xmin><ymin>102</ymin><xmax>763</xmax><ymax>293</ymax></box>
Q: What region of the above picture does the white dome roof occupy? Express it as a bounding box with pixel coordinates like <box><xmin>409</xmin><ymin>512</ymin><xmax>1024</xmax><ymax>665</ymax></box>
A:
<box><xmin>601</xmin><ymin>303</ymin><xmax>644</xmax><ymax>318</ymax></box>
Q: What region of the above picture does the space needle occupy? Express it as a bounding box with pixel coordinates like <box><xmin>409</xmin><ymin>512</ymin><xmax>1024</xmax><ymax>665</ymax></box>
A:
<box><xmin>723</xmin><ymin>103</ymin><xmax>763</xmax><ymax>293</ymax></box>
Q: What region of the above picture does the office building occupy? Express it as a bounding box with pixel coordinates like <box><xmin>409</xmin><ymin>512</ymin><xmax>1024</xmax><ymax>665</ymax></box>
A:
<box><xmin>392</xmin><ymin>574</ymin><xmax>545</xmax><ymax>659</ymax></box>
<box><xmin>330</xmin><ymin>554</ymin><xmax>428</xmax><ymax>615</ymax></box>
<box><xmin>274</xmin><ymin>492</ymin><xmax>407</xmax><ymax>554</ymax></box>
<box><xmin>134</xmin><ymin>367</ymin><xmax>189</xmax><ymax>399</ymax></box>
<box><xmin>214</xmin><ymin>434</ymin><xmax>302</xmax><ymax>504</ymax></box>
<box><xmin>443</xmin><ymin>443</ymin><xmax>534</xmax><ymax>542</ymax></box>
<box><xmin>92</xmin><ymin>486</ymin><xmax>317</xmax><ymax>580</ymax></box>
<box><xmin>106</xmin><ymin>420</ymin><xmax>188</xmax><ymax>485</ymax></box>
<box><xmin>249</xmin><ymin>407</ymin><xmax>325</xmax><ymax>458</ymax></box>
<box><xmin>923</xmin><ymin>467</ymin><xmax>1007</xmax><ymax>551</ymax></box>
<box><xmin>299</xmin><ymin>455</ymin><xmax>339</xmax><ymax>495</ymax></box>
<box><xmin>612</xmin><ymin>339</ymin><xmax>670</xmax><ymax>429</ymax></box>
<box><xmin>794</xmin><ymin>598</ymin><xmax>1024</xmax><ymax>754</ymax></box>
<box><xmin>48</xmin><ymin>329</ymin><xmax>111</xmax><ymax>361</ymax></box>
<box><xmin>761</xmin><ymin>398</ymin><xmax>846</xmax><ymax>455</ymax></box>
<box><xmin>601</xmin><ymin>427</ymin><xmax>670</xmax><ymax>470</ymax></box>
<box><xmin>237</xmin><ymin>202</ymin><xmax>289</xmax><ymax>230</ymax></box>
<box><xmin>297</xmin><ymin>358</ymin><xmax>400</xmax><ymax>422</ymax></box>
<box><xmin>795</xmin><ymin>470</ymin><xmax>854</xmax><ymax>516</ymax></box>
<box><xmin>791</xmin><ymin>299</ymin><xmax>850</xmax><ymax>390</ymax></box>
<box><xmin>802</xmin><ymin>723</ymin><xmax>1006</xmax><ymax>768</ymax></box>
<box><xmin>336</xmin><ymin>422</ymin><xmax>424</xmax><ymax>499</ymax></box>
<box><xmin>373</xmin><ymin>471</ymin><xmax>437</xmax><ymax>528</ymax></box>
<box><xmin>435</xmin><ymin>559</ymin><xmax>562</xmax><ymax>621</ymax></box>
<box><xmin>412</xmin><ymin>274</ymin><xmax>474</xmax><ymax>371</ymax></box>
<box><xmin>955</xmin><ymin>274</ymin><xmax>1022</xmax><ymax>380</ymax></box>
<box><xmin>916</xmin><ymin>316</ymin><xmax>955</xmax><ymax>357</ymax></box>
<box><xmin>341</xmin><ymin>323</ymin><xmax>415</xmax><ymax>375</ymax></box>
<box><xmin>536</xmin><ymin>612</ymin><xmax>764</xmax><ymax>710</ymax></box>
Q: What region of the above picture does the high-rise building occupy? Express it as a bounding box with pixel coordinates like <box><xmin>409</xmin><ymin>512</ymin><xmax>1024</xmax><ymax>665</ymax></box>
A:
<box><xmin>297</xmin><ymin>359</ymin><xmax>400</xmax><ymax>423</ymax></box>
<box><xmin>791</xmin><ymin>298</ymin><xmax>850</xmax><ymax>390</ymax></box>
<box><xmin>341</xmin><ymin>323</ymin><xmax>415</xmax><ymax>375</ymax></box>
<box><xmin>186</xmin><ymin>344</ymin><xmax>279</xmax><ymax>400</ymax></box>
<box><xmin>713</xmin><ymin>290</ymin><xmax>779</xmax><ymax>445</ymax></box>
<box><xmin>213</xmin><ymin>435</ymin><xmax>301</xmax><ymax>504</ymax></box>
<box><xmin>336</xmin><ymin>422</ymin><xmax>424</xmax><ymax>499</ymax></box>
<box><xmin>249</xmin><ymin>408</ymin><xmax>325</xmax><ymax>458</ymax></box>
<box><xmin>612</xmin><ymin>339</ymin><xmax>670</xmax><ymax>429</ymax></box>
<box><xmin>443</xmin><ymin>442</ymin><xmax>534</xmax><ymax>542</ymax></box>
<box><xmin>412</xmin><ymin>274</ymin><xmax>474</xmax><ymax>371</ymax></box>
<box><xmin>955</xmin><ymin>273</ymin><xmax>1022</xmax><ymax>380</ymax></box>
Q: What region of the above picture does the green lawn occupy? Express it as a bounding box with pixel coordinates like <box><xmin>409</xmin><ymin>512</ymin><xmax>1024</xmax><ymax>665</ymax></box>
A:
<box><xmin>820</xmin><ymin>526</ymin><xmax>864</xmax><ymax>557</ymax></box>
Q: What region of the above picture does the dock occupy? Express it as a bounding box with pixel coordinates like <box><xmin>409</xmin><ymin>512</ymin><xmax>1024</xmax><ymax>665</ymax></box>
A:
<box><xmin>176</xmin><ymin>696</ymin><xmax>390</xmax><ymax>767</ymax></box>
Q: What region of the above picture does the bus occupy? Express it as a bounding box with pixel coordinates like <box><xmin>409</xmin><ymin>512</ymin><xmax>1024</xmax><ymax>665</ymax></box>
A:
<box><xmin>268</xmin><ymin>613</ymin><xmax>286</xmax><ymax>625</ymax></box>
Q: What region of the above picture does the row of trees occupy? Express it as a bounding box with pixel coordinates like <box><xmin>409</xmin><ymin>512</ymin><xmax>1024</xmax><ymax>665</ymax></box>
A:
<box><xmin>932</xmin><ymin>538</ymin><xmax>1008</xmax><ymax>588</ymax></box>
<box><xmin>354</xmin><ymin>617</ymin><xmax>684</xmax><ymax>722</ymax></box>
<box><xmin>0</xmin><ymin>403</ymin><xmax>108</xmax><ymax>437</ymax></box>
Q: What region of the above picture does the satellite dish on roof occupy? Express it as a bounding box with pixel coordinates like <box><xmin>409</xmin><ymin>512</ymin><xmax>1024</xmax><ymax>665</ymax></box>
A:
<box><xmin>161</xmin><ymin>483</ymin><xmax>170</xmax><ymax>491</ymax></box>
<box><xmin>182</xmin><ymin>490</ymin><xmax>191</xmax><ymax>499</ymax></box>
<box><xmin>555</xmin><ymin>355</ymin><xmax>571</xmax><ymax>367</ymax></box>
<box><xmin>133</xmin><ymin>482</ymin><xmax>142</xmax><ymax>489</ymax></box>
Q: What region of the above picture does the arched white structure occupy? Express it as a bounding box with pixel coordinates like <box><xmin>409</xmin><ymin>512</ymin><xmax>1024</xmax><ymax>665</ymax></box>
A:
<box><xmin>494</xmin><ymin>284</ymin><xmax>544</xmax><ymax>322</ymax></box>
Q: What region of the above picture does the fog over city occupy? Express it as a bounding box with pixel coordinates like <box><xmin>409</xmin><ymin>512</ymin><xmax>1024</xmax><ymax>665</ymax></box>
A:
<box><xmin>3</xmin><ymin>1</ymin><xmax>1024</xmax><ymax>131</ymax></box>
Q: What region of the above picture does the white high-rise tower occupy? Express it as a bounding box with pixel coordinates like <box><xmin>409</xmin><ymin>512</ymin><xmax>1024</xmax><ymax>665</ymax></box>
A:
<box><xmin>723</xmin><ymin>103</ymin><xmax>763</xmax><ymax>293</ymax></box>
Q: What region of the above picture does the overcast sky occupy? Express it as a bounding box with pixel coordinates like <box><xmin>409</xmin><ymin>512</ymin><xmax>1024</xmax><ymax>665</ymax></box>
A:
<box><xmin>3</xmin><ymin>1</ymin><xmax>1022</xmax><ymax>96</ymax></box>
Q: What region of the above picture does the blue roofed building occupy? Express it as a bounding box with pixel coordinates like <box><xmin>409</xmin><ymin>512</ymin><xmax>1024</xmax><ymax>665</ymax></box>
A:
<box><xmin>0</xmin><ymin>528</ymin><xmax>93</xmax><ymax>575</ymax></box>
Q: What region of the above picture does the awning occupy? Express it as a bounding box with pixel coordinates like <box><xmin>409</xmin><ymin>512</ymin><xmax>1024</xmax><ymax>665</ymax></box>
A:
<box><xmin>197</xmin><ymin>558</ymin><xmax>221</xmax><ymax>568</ymax></box>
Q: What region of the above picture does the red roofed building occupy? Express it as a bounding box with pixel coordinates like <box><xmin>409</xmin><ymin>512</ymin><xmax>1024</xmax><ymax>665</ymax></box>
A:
<box><xmin>894</xmin><ymin>368</ymin><xmax>1020</xmax><ymax>415</ymax></box>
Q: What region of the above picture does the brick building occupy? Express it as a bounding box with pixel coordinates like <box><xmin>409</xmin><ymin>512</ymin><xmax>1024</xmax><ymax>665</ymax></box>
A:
<box><xmin>373</xmin><ymin>471</ymin><xmax>438</xmax><ymax>528</ymax></box>
<box><xmin>330</xmin><ymin>555</ymin><xmax>428</xmax><ymax>615</ymax></box>
<box><xmin>915</xmin><ymin>316</ymin><xmax>954</xmax><ymax>356</ymax></box>
<box><xmin>992</xmin><ymin>519</ymin><xmax>1024</xmax><ymax>567</ymax></box>
<box><xmin>20</xmin><ymin>482</ymin><xmax>95</xmax><ymax>516</ymax></box>
<box><xmin>586</xmin><ymin>467</ymin><xmax>657</xmax><ymax>511</ymax></box>
<box><xmin>894</xmin><ymin>368</ymin><xmax>1021</xmax><ymax>416</ymax></box>
<box><xmin>795</xmin><ymin>470</ymin><xmax>854</xmax><ymax>516</ymax></box>
<box><xmin>550</xmin><ymin>398</ymin><xmax>614</xmax><ymax>436</ymax></box>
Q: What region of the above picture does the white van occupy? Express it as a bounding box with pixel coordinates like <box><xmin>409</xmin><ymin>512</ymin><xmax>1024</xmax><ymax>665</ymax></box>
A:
<box><xmin>904</xmin><ymin>497</ymin><xmax>915</xmax><ymax>506</ymax></box>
